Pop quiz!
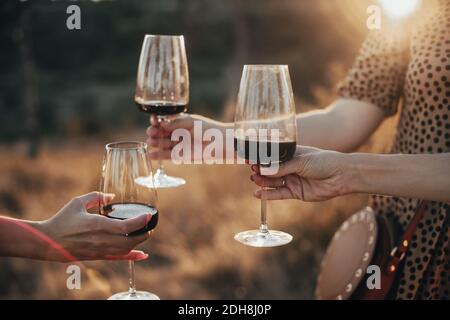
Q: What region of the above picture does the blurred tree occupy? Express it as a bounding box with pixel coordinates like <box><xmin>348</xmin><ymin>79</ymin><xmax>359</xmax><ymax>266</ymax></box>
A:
<box><xmin>18</xmin><ymin>4</ymin><xmax>40</xmax><ymax>158</ymax></box>
<box><xmin>0</xmin><ymin>0</ymin><xmax>367</xmax><ymax>142</ymax></box>
<box><xmin>0</xmin><ymin>1</ymin><xmax>40</xmax><ymax>157</ymax></box>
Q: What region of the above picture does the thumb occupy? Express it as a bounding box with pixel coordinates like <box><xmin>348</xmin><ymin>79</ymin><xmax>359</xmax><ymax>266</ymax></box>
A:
<box><xmin>160</xmin><ymin>114</ymin><xmax>194</xmax><ymax>132</ymax></box>
<box><xmin>260</xmin><ymin>154</ymin><xmax>309</xmax><ymax>178</ymax></box>
<box><xmin>295</xmin><ymin>145</ymin><xmax>321</xmax><ymax>155</ymax></box>
<box><xmin>73</xmin><ymin>192</ymin><xmax>115</xmax><ymax>210</ymax></box>
<box><xmin>260</xmin><ymin>145</ymin><xmax>317</xmax><ymax>177</ymax></box>
<box><xmin>150</xmin><ymin>115</ymin><xmax>159</xmax><ymax>126</ymax></box>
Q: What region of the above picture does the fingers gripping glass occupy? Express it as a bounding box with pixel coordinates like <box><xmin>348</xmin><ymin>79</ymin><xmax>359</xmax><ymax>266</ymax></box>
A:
<box><xmin>134</xmin><ymin>35</ymin><xmax>189</xmax><ymax>188</ymax></box>
<box><xmin>100</xmin><ymin>142</ymin><xmax>160</xmax><ymax>300</ymax></box>
<box><xmin>234</xmin><ymin>65</ymin><xmax>297</xmax><ymax>247</ymax></box>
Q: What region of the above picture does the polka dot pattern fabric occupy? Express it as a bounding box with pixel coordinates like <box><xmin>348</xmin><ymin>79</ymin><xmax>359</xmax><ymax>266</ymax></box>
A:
<box><xmin>338</xmin><ymin>0</ymin><xmax>450</xmax><ymax>300</ymax></box>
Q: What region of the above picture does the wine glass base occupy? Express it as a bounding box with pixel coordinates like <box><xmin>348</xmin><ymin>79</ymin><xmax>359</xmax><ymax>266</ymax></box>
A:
<box><xmin>135</xmin><ymin>174</ymin><xmax>186</xmax><ymax>189</ymax></box>
<box><xmin>234</xmin><ymin>230</ymin><xmax>293</xmax><ymax>247</ymax></box>
<box><xmin>108</xmin><ymin>291</ymin><xmax>160</xmax><ymax>300</ymax></box>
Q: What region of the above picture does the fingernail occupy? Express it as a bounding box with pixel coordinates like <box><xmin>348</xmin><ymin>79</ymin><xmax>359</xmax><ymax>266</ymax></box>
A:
<box><xmin>136</xmin><ymin>253</ymin><xmax>149</xmax><ymax>261</ymax></box>
<box><xmin>260</xmin><ymin>166</ymin><xmax>272</xmax><ymax>176</ymax></box>
<box><xmin>250</xmin><ymin>175</ymin><xmax>254</xmax><ymax>181</ymax></box>
<box><xmin>146</xmin><ymin>213</ymin><xmax>153</xmax><ymax>223</ymax></box>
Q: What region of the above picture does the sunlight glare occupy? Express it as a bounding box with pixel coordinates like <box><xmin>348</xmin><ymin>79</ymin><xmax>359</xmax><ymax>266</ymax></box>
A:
<box><xmin>379</xmin><ymin>0</ymin><xmax>421</xmax><ymax>17</ymax></box>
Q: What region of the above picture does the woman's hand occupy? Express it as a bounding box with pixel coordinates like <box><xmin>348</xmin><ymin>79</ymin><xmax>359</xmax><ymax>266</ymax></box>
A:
<box><xmin>251</xmin><ymin>146</ymin><xmax>352</xmax><ymax>201</ymax></box>
<box><xmin>251</xmin><ymin>147</ymin><xmax>450</xmax><ymax>203</ymax></box>
<box><xmin>35</xmin><ymin>192</ymin><xmax>152</xmax><ymax>262</ymax></box>
<box><xmin>146</xmin><ymin>114</ymin><xmax>232</xmax><ymax>161</ymax></box>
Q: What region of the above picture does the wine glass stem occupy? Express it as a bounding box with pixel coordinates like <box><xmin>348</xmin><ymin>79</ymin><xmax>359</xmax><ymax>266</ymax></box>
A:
<box><xmin>157</xmin><ymin>160</ymin><xmax>165</xmax><ymax>175</ymax></box>
<box><xmin>259</xmin><ymin>186</ymin><xmax>269</xmax><ymax>233</ymax></box>
<box><xmin>156</xmin><ymin>115</ymin><xmax>166</xmax><ymax>174</ymax></box>
<box><xmin>128</xmin><ymin>260</ymin><xmax>137</xmax><ymax>295</ymax></box>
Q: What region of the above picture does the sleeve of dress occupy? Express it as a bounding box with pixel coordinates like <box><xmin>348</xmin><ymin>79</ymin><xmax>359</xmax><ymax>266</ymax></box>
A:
<box><xmin>337</xmin><ymin>27</ymin><xmax>410</xmax><ymax>117</ymax></box>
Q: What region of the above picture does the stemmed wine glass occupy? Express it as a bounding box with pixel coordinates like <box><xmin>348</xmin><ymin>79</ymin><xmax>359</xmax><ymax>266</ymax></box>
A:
<box><xmin>234</xmin><ymin>65</ymin><xmax>297</xmax><ymax>247</ymax></box>
<box><xmin>134</xmin><ymin>34</ymin><xmax>189</xmax><ymax>188</ymax></box>
<box><xmin>100</xmin><ymin>142</ymin><xmax>160</xmax><ymax>300</ymax></box>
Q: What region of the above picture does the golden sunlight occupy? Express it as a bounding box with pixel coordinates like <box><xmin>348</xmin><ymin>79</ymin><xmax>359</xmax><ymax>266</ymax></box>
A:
<box><xmin>379</xmin><ymin>0</ymin><xmax>421</xmax><ymax>17</ymax></box>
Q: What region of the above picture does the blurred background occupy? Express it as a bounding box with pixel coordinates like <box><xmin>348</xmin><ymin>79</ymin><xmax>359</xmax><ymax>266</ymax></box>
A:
<box><xmin>0</xmin><ymin>0</ymin><xmax>397</xmax><ymax>299</ymax></box>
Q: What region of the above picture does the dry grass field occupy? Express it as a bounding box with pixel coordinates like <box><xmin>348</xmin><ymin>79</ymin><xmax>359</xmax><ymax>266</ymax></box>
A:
<box><xmin>0</xmin><ymin>116</ymin><xmax>396</xmax><ymax>299</ymax></box>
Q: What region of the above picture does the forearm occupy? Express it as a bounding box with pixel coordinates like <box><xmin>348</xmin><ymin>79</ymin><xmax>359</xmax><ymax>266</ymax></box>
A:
<box><xmin>347</xmin><ymin>152</ymin><xmax>450</xmax><ymax>202</ymax></box>
<box><xmin>298</xmin><ymin>98</ymin><xmax>385</xmax><ymax>152</ymax></box>
<box><xmin>196</xmin><ymin>115</ymin><xmax>233</xmax><ymax>134</ymax></box>
<box><xmin>0</xmin><ymin>217</ymin><xmax>49</xmax><ymax>260</ymax></box>
<box><xmin>298</xmin><ymin>108</ymin><xmax>343</xmax><ymax>150</ymax></box>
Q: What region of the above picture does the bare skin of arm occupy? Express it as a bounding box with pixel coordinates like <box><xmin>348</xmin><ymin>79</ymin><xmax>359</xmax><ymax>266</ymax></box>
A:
<box><xmin>146</xmin><ymin>97</ymin><xmax>385</xmax><ymax>159</ymax></box>
<box><xmin>0</xmin><ymin>192</ymin><xmax>152</xmax><ymax>262</ymax></box>
<box><xmin>297</xmin><ymin>98</ymin><xmax>385</xmax><ymax>152</ymax></box>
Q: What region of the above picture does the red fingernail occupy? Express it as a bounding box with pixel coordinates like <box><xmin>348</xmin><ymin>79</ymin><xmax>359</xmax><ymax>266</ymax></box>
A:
<box><xmin>136</xmin><ymin>253</ymin><xmax>149</xmax><ymax>261</ymax></box>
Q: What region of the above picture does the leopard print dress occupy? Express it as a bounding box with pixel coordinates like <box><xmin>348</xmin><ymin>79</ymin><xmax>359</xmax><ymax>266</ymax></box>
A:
<box><xmin>337</xmin><ymin>0</ymin><xmax>450</xmax><ymax>299</ymax></box>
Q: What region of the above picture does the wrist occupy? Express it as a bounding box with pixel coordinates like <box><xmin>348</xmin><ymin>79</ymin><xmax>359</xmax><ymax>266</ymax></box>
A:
<box><xmin>0</xmin><ymin>218</ymin><xmax>49</xmax><ymax>260</ymax></box>
<box><xmin>32</xmin><ymin>219</ymin><xmax>62</xmax><ymax>261</ymax></box>
<box><xmin>216</xmin><ymin>121</ymin><xmax>234</xmax><ymax>134</ymax></box>
<box><xmin>194</xmin><ymin>115</ymin><xmax>232</xmax><ymax>134</ymax></box>
<box><xmin>23</xmin><ymin>220</ymin><xmax>52</xmax><ymax>260</ymax></box>
<box><xmin>343</xmin><ymin>153</ymin><xmax>387</xmax><ymax>195</ymax></box>
<box><xmin>339</xmin><ymin>153</ymin><xmax>368</xmax><ymax>195</ymax></box>
<box><xmin>22</xmin><ymin>219</ymin><xmax>63</xmax><ymax>261</ymax></box>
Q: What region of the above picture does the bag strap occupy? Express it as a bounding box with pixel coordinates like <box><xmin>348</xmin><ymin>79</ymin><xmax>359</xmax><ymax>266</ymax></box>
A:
<box><xmin>385</xmin><ymin>201</ymin><xmax>428</xmax><ymax>275</ymax></box>
<box><xmin>360</xmin><ymin>201</ymin><xmax>429</xmax><ymax>300</ymax></box>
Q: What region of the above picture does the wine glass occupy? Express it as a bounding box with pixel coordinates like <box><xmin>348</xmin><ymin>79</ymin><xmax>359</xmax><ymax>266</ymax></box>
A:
<box><xmin>100</xmin><ymin>141</ymin><xmax>160</xmax><ymax>300</ymax></box>
<box><xmin>234</xmin><ymin>65</ymin><xmax>297</xmax><ymax>247</ymax></box>
<box><xmin>134</xmin><ymin>34</ymin><xmax>189</xmax><ymax>188</ymax></box>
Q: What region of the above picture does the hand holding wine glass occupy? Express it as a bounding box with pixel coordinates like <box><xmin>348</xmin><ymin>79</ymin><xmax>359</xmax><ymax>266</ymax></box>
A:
<box><xmin>250</xmin><ymin>145</ymin><xmax>352</xmax><ymax>202</ymax></box>
<box><xmin>146</xmin><ymin>113</ymin><xmax>233</xmax><ymax>161</ymax></box>
<box><xmin>0</xmin><ymin>191</ymin><xmax>151</xmax><ymax>262</ymax></box>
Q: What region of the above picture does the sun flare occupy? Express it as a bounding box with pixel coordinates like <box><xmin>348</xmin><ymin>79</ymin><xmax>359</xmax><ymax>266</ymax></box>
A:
<box><xmin>379</xmin><ymin>0</ymin><xmax>421</xmax><ymax>17</ymax></box>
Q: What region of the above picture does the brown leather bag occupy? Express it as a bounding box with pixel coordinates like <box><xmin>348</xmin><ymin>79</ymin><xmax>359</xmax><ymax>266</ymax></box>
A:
<box><xmin>316</xmin><ymin>201</ymin><xmax>428</xmax><ymax>300</ymax></box>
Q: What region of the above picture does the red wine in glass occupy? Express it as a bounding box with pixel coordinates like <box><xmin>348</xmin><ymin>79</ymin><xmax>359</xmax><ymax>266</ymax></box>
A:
<box><xmin>103</xmin><ymin>202</ymin><xmax>159</xmax><ymax>236</ymax></box>
<box><xmin>234</xmin><ymin>137</ymin><xmax>296</xmax><ymax>165</ymax></box>
<box><xmin>136</xmin><ymin>100</ymin><xmax>187</xmax><ymax>116</ymax></box>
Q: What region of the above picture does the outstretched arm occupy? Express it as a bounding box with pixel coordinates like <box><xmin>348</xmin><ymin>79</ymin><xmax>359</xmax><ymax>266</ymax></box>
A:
<box><xmin>349</xmin><ymin>152</ymin><xmax>450</xmax><ymax>202</ymax></box>
<box><xmin>146</xmin><ymin>97</ymin><xmax>385</xmax><ymax>160</ymax></box>
<box><xmin>0</xmin><ymin>192</ymin><xmax>151</xmax><ymax>262</ymax></box>
<box><xmin>297</xmin><ymin>98</ymin><xmax>385</xmax><ymax>152</ymax></box>
<box><xmin>251</xmin><ymin>147</ymin><xmax>450</xmax><ymax>203</ymax></box>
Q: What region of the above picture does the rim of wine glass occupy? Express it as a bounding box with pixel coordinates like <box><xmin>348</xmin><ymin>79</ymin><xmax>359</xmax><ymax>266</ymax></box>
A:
<box><xmin>244</xmin><ymin>64</ymin><xmax>288</xmax><ymax>68</ymax></box>
<box><xmin>144</xmin><ymin>34</ymin><xmax>184</xmax><ymax>39</ymax></box>
<box><xmin>105</xmin><ymin>141</ymin><xmax>147</xmax><ymax>151</ymax></box>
